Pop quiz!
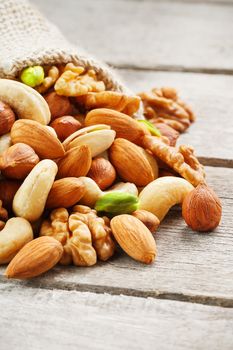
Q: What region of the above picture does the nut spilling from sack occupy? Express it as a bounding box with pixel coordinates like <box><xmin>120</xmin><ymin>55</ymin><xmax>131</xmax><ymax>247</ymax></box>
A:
<box><xmin>0</xmin><ymin>63</ymin><xmax>222</xmax><ymax>280</ymax></box>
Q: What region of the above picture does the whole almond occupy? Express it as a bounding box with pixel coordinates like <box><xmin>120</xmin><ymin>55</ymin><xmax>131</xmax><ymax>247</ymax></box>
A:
<box><xmin>85</xmin><ymin>108</ymin><xmax>149</xmax><ymax>145</ymax></box>
<box><xmin>46</xmin><ymin>177</ymin><xmax>85</xmax><ymax>209</ymax></box>
<box><xmin>11</xmin><ymin>119</ymin><xmax>65</xmax><ymax>159</ymax></box>
<box><xmin>5</xmin><ymin>236</ymin><xmax>63</xmax><ymax>279</ymax></box>
<box><xmin>110</xmin><ymin>214</ymin><xmax>156</xmax><ymax>264</ymax></box>
<box><xmin>57</xmin><ymin>145</ymin><xmax>92</xmax><ymax>179</ymax></box>
<box><xmin>109</xmin><ymin>138</ymin><xmax>158</xmax><ymax>186</ymax></box>
<box><xmin>87</xmin><ymin>157</ymin><xmax>116</xmax><ymax>190</ymax></box>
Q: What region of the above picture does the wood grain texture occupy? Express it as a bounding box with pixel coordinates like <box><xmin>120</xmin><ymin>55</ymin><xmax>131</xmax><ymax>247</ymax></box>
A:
<box><xmin>119</xmin><ymin>69</ymin><xmax>233</xmax><ymax>166</ymax></box>
<box><xmin>1</xmin><ymin>167</ymin><xmax>232</xmax><ymax>306</ymax></box>
<box><xmin>32</xmin><ymin>0</ymin><xmax>233</xmax><ymax>72</ymax></box>
<box><xmin>1</xmin><ymin>284</ymin><xmax>233</xmax><ymax>350</ymax></box>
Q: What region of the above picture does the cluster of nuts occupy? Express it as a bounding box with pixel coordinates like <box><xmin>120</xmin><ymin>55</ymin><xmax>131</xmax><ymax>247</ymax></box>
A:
<box><xmin>0</xmin><ymin>63</ymin><xmax>222</xmax><ymax>280</ymax></box>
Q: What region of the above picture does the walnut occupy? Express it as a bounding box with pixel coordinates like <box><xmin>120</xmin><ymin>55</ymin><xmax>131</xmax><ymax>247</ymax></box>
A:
<box><xmin>54</xmin><ymin>63</ymin><xmax>105</xmax><ymax>97</ymax></box>
<box><xmin>142</xmin><ymin>135</ymin><xmax>205</xmax><ymax>187</ymax></box>
<box><xmin>138</xmin><ymin>87</ymin><xmax>195</xmax><ymax>132</ymax></box>
<box><xmin>40</xmin><ymin>205</ymin><xmax>115</xmax><ymax>266</ymax></box>
<box><xmin>36</xmin><ymin>66</ymin><xmax>60</xmax><ymax>94</ymax></box>
<box><xmin>72</xmin><ymin>205</ymin><xmax>116</xmax><ymax>261</ymax></box>
<box><xmin>0</xmin><ymin>200</ymin><xmax>8</xmax><ymax>230</ymax></box>
<box><xmin>75</xmin><ymin>91</ymin><xmax>141</xmax><ymax>116</ymax></box>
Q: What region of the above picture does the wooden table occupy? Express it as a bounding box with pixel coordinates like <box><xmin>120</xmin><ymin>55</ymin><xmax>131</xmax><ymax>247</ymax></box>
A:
<box><xmin>1</xmin><ymin>0</ymin><xmax>233</xmax><ymax>349</ymax></box>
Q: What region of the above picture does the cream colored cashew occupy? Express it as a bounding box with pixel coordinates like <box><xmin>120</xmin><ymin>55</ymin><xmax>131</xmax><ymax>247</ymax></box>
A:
<box><xmin>0</xmin><ymin>79</ymin><xmax>51</xmax><ymax>125</ymax></box>
<box><xmin>13</xmin><ymin>160</ymin><xmax>58</xmax><ymax>222</ymax></box>
<box><xmin>79</xmin><ymin>177</ymin><xmax>139</xmax><ymax>207</ymax></box>
<box><xmin>0</xmin><ymin>217</ymin><xmax>33</xmax><ymax>264</ymax></box>
<box><xmin>139</xmin><ymin>176</ymin><xmax>194</xmax><ymax>221</ymax></box>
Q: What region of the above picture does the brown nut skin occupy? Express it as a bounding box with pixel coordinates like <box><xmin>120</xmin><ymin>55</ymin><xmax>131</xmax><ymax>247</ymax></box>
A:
<box><xmin>87</xmin><ymin>157</ymin><xmax>116</xmax><ymax>190</ymax></box>
<box><xmin>50</xmin><ymin>116</ymin><xmax>82</xmax><ymax>141</ymax></box>
<box><xmin>0</xmin><ymin>143</ymin><xmax>40</xmax><ymax>180</ymax></box>
<box><xmin>132</xmin><ymin>210</ymin><xmax>160</xmax><ymax>233</ymax></box>
<box><xmin>182</xmin><ymin>182</ymin><xmax>222</xmax><ymax>232</ymax></box>
<box><xmin>0</xmin><ymin>179</ymin><xmax>21</xmax><ymax>209</ymax></box>
<box><xmin>153</xmin><ymin>122</ymin><xmax>179</xmax><ymax>146</ymax></box>
<box><xmin>46</xmin><ymin>177</ymin><xmax>86</xmax><ymax>209</ymax></box>
<box><xmin>0</xmin><ymin>101</ymin><xmax>15</xmax><ymax>136</ymax></box>
<box><xmin>44</xmin><ymin>92</ymin><xmax>72</xmax><ymax>120</ymax></box>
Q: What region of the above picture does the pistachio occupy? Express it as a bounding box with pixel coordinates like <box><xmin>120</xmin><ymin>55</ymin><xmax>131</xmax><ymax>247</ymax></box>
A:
<box><xmin>95</xmin><ymin>192</ymin><xmax>139</xmax><ymax>215</ymax></box>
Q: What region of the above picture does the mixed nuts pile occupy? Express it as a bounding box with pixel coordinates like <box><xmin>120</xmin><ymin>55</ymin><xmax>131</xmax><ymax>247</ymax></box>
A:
<box><xmin>0</xmin><ymin>64</ymin><xmax>222</xmax><ymax>279</ymax></box>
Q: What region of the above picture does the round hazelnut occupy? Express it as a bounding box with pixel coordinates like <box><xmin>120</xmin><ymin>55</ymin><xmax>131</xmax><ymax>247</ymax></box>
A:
<box><xmin>182</xmin><ymin>182</ymin><xmax>222</xmax><ymax>232</ymax></box>
<box><xmin>44</xmin><ymin>92</ymin><xmax>72</xmax><ymax>120</ymax></box>
<box><xmin>50</xmin><ymin>116</ymin><xmax>82</xmax><ymax>141</ymax></box>
<box><xmin>88</xmin><ymin>157</ymin><xmax>116</xmax><ymax>190</ymax></box>
<box><xmin>0</xmin><ymin>179</ymin><xmax>21</xmax><ymax>209</ymax></box>
<box><xmin>0</xmin><ymin>143</ymin><xmax>40</xmax><ymax>180</ymax></box>
<box><xmin>0</xmin><ymin>101</ymin><xmax>15</xmax><ymax>136</ymax></box>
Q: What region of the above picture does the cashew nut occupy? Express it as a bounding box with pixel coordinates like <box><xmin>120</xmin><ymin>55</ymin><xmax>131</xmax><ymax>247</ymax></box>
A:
<box><xmin>13</xmin><ymin>160</ymin><xmax>58</xmax><ymax>222</ymax></box>
<box><xmin>79</xmin><ymin>177</ymin><xmax>139</xmax><ymax>207</ymax></box>
<box><xmin>0</xmin><ymin>217</ymin><xmax>33</xmax><ymax>264</ymax></box>
<box><xmin>139</xmin><ymin>176</ymin><xmax>194</xmax><ymax>221</ymax></box>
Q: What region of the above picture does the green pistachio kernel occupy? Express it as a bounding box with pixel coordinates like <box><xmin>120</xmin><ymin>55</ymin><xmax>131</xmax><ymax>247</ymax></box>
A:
<box><xmin>138</xmin><ymin>120</ymin><xmax>161</xmax><ymax>137</ymax></box>
<box><xmin>95</xmin><ymin>192</ymin><xmax>139</xmax><ymax>215</ymax></box>
<box><xmin>20</xmin><ymin>66</ymin><xmax>45</xmax><ymax>88</ymax></box>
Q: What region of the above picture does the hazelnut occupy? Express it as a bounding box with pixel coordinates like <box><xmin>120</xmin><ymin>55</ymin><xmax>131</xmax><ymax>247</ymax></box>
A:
<box><xmin>0</xmin><ymin>179</ymin><xmax>21</xmax><ymax>209</ymax></box>
<box><xmin>44</xmin><ymin>92</ymin><xmax>72</xmax><ymax>120</ymax></box>
<box><xmin>182</xmin><ymin>182</ymin><xmax>222</xmax><ymax>232</ymax></box>
<box><xmin>50</xmin><ymin>116</ymin><xmax>82</xmax><ymax>141</ymax></box>
<box><xmin>88</xmin><ymin>157</ymin><xmax>116</xmax><ymax>190</ymax></box>
<box><xmin>0</xmin><ymin>143</ymin><xmax>40</xmax><ymax>180</ymax></box>
<box><xmin>0</xmin><ymin>101</ymin><xmax>15</xmax><ymax>136</ymax></box>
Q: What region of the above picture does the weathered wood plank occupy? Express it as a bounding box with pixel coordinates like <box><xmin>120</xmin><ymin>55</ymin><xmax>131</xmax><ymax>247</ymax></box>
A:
<box><xmin>1</xmin><ymin>167</ymin><xmax>233</xmax><ymax>306</ymax></box>
<box><xmin>1</xmin><ymin>284</ymin><xmax>233</xmax><ymax>350</ymax></box>
<box><xmin>119</xmin><ymin>69</ymin><xmax>233</xmax><ymax>166</ymax></box>
<box><xmin>32</xmin><ymin>0</ymin><xmax>233</xmax><ymax>72</ymax></box>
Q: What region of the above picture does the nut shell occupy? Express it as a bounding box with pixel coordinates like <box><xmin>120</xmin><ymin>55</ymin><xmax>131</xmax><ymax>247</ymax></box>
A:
<box><xmin>182</xmin><ymin>182</ymin><xmax>222</xmax><ymax>232</ymax></box>
<box><xmin>87</xmin><ymin>157</ymin><xmax>116</xmax><ymax>190</ymax></box>
<box><xmin>0</xmin><ymin>143</ymin><xmax>39</xmax><ymax>179</ymax></box>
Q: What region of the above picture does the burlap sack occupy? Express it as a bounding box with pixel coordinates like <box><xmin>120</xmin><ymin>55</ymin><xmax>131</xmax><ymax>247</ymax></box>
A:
<box><xmin>0</xmin><ymin>0</ymin><xmax>127</xmax><ymax>93</ymax></box>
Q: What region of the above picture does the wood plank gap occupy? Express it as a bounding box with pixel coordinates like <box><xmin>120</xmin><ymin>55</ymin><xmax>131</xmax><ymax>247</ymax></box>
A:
<box><xmin>196</xmin><ymin>157</ymin><xmax>233</xmax><ymax>168</ymax></box>
<box><xmin>114</xmin><ymin>64</ymin><xmax>233</xmax><ymax>76</ymax></box>
<box><xmin>1</xmin><ymin>277</ymin><xmax>232</xmax><ymax>308</ymax></box>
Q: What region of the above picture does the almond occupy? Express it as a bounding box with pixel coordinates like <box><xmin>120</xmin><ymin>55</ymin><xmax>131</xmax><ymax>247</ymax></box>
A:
<box><xmin>5</xmin><ymin>236</ymin><xmax>63</xmax><ymax>279</ymax></box>
<box><xmin>57</xmin><ymin>145</ymin><xmax>92</xmax><ymax>178</ymax></box>
<box><xmin>85</xmin><ymin>108</ymin><xmax>149</xmax><ymax>145</ymax></box>
<box><xmin>87</xmin><ymin>157</ymin><xmax>116</xmax><ymax>190</ymax></box>
<box><xmin>109</xmin><ymin>138</ymin><xmax>158</xmax><ymax>186</ymax></box>
<box><xmin>11</xmin><ymin>119</ymin><xmax>65</xmax><ymax>159</ymax></box>
<box><xmin>46</xmin><ymin>177</ymin><xmax>85</xmax><ymax>209</ymax></box>
<box><xmin>110</xmin><ymin>214</ymin><xmax>156</xmax><ymax>264</ymax></box>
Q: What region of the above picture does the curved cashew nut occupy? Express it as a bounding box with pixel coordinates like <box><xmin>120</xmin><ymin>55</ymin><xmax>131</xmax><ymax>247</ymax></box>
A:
<box><xmin>139</xmin><ymin>176</ymin><xmax>194</xmax><ymax>221</ymax></box>
<box><xmin>0</xmin><ymin>79</ymin><xmax>50</xmax><ymax>125</ymax></box>
<box><xmin>13</xmin><ymin>160</ymin><xmax>58</xmax><ymax>222</ymax></box>
<box><xmin>0</xmin><ymin>217</ymin><xmax>33</xmax><ymax>264</ymax></box>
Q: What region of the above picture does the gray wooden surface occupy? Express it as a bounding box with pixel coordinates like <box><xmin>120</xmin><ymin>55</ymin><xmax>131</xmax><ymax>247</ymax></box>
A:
<box><xmin>1</xmin><ymin>284</ymin><xmax>233</xmax><ymax>350</ymax></box>
<box><xmin>1</xmin><ymin>0</ymin><xmax>233</xmax><ymax>349</ymax></box>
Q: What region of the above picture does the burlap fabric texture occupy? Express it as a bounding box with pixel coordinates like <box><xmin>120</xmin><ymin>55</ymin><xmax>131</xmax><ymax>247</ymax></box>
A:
<box><xmin>0</xmin><ymin>0</ymin><xmax>127</xmax><ymax>92</ymax></box>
